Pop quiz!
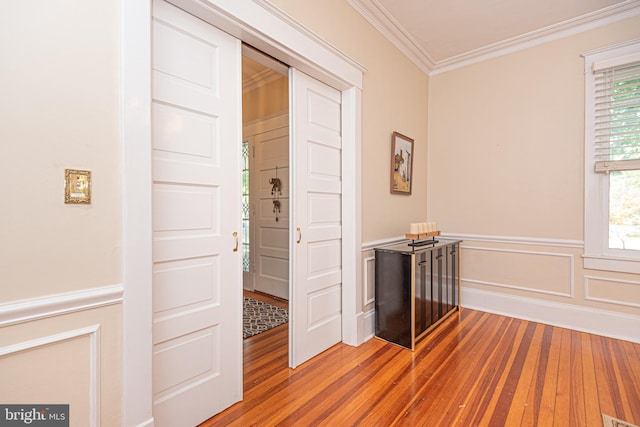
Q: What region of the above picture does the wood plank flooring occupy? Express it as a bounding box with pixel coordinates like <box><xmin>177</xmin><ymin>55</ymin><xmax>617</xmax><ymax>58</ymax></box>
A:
<box><xmin>200</xmin><ymin>304</ymin><xmax>640</xmax><ymax>426</ymax></box>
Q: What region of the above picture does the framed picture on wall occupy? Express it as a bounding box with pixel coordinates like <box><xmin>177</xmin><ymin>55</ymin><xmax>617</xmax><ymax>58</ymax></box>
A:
<box><xmin>390</xmin><ymin>131</ymin><xmax>414</xmax><ymax>195</ymax></box>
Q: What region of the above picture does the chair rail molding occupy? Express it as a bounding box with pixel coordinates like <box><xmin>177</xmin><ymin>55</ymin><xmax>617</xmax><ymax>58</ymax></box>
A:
<box><xmin>441</xmin><ymin>232</ymin><xmax>584</xmax><ymax>248</ymax></box>
<box><xmin>0</xmin><ymin>284</ymin><xmax>124</xmax><ymax>327</ymax></box>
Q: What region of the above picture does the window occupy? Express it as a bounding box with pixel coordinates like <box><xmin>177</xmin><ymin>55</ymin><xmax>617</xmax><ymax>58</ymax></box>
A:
<box><xmin>242</xmin><ymin>140</ymin><xmax>250</xmax><ymax>272</ymax></box>
<box><xmin>583</xmin><ymin>40</ymin><xmax>640</xmax><ymax>273</ymax></box>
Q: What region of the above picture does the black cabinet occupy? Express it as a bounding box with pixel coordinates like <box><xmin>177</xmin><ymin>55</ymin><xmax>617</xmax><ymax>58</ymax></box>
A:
<box><xmin>374</xmin><ymin>239</ymin><xmax>461</xmax><ymax>350</ymax></box>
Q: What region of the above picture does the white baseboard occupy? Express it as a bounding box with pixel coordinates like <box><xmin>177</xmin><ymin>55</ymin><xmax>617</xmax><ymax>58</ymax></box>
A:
<box><xmin>462</xmin><ymin>287</ymin><xmax>640</xmax><ymax>343</ymax></box>
<box><xmin>358</xmin><ymin>291</ymin><xmax>640</xmax><ymax>345</ymax></box>
<box><xmin>135</xmin><ymin>418</ymin><xmax>155</xmax><ymax>427</ymax></box>
<box><xmin>354</xmin><ymin>309</ymin><xmax>376</xmax><ymax>344</ymax></box>
<box><xmin>0</xmin><ymin>284</ymin><xmax>124</xmax><ymax>327</ymax></box>
<box><xmin>363</xmin><ymin>308</ymin><xmax>375</xmax><ymax>342</ymax></box>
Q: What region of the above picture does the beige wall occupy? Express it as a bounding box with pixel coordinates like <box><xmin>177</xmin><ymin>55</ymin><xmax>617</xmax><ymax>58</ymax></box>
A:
<box><xmin>243</xmin><ymin>74</ymin><xmax>289</xmax><ymax>123</ymax></box>
<box><xmin>429</xmin><ymin>15</ymin><xmax>640</xmax><ymax>240</ymax></box>
<box><xmin>428</xmin><ymin>16</ymin><xmax>640</xmax><ymax>319</ymax></box>
<box><xmin>0</xmin><ymin>1</ymin><xmax>122</xmax><ymax>423</ymax></box>
<box><xmin>0</xmin><ymin>0</ymin><xmax>122</xmax><ymax>302</ymax></box>
<box><xmin>270</xmin><ymin>0</ymin><xmax>430</xmax><ymax>242</ymax></box>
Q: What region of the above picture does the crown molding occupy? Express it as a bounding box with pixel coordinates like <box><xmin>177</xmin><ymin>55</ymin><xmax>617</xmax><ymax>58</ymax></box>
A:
<box><xmin>431</xmin><ymin>0</ymin><xmax>640</xmax><ymax>75</ymax></box>
<box><xmin>347</xmin><ymin>0</ymin><xmax>435</xmax><ymax>74</ymax></box>
<box><xmin>243</xmin><ymin>68</ymin><xmax>284</xmax><ymax>92</ymax></box>
<box><xmin>348</xmin><ymin>0</ymin><xmax>640</xmax><ymax>76</ymax></box>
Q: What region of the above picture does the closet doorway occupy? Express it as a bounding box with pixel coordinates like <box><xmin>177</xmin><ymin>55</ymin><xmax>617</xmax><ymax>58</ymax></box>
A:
<box><xmin>242</xmin><ymin>46</ymin><xmax>290</xmax><ymax>302</ymax></box>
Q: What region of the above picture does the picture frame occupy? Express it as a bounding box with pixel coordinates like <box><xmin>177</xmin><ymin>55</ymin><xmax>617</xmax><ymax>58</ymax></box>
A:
<box><xmin>390</xmin><ymin>131</ymin><xmax>414</xmax><ymax>195</ymax></box>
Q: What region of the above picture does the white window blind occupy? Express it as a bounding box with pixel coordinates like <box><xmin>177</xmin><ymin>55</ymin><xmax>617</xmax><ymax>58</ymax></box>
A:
<box><xmin>592</xmin><ymin>59</ymin><xmax>640</xmax><ymax>173</ymax></box>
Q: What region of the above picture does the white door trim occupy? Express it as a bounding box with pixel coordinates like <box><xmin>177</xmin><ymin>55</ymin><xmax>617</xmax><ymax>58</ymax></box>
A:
<box><xmin>122</xmin><ymin>1</ymin><xmax>363</xmax><ymax>425</ymax></box>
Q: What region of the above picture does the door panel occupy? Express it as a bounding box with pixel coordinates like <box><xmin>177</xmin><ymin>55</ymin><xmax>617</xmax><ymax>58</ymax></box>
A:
<box><xmin>250</xmin><ymin>117</ymin><xmax>290</xmax><ymax>299</ymax></box>
<box><xmin>152</xmin><ymin>1</ymin><xmax>242</xmax><ymax>425</ymax></box>
<box><xmin>290</xmin><ymin>69</ymin><xmax>342</xmax><ymax>368</ymax></box>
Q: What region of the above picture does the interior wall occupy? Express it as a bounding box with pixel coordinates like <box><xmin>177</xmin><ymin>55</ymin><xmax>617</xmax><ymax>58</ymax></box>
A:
<box><xmin>268</xmin><ymin>0</ymin><xmax>430</xmax><ymax>242</ymax></box>
<box><xmin>0</xmin><ymin>0</ymin><xmax>122</xmax><ymax>302</ymax></box>
<box><xmin>0</xmin><ymin>0</ymin><xmax>123</xmax><ymax>422</ymax></box>
<box><xmin>243</xmin><ymin>75</ymin><xmax>288</xmax><ymax>123</ymax></box>
<box><xmin>428</xmin><ymin>16</ymin><xmax>640</xmax><ymax>334</ymax></box>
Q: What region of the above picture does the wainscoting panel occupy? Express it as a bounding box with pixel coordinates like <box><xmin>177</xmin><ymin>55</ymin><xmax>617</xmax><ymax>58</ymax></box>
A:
<box><xmin>462</xmin><ymin>246</ymin><xmax>574</xmax><ymax>297</ymax></box>
<box><xmin>0</xmin><ymin>325</ymin><xmax>100</xmax><ymax>426</ymax></box>
<box><xmin>363</xmin><ymin>255</ymin><xmax>375</xmax><ymax>307</ymax></box>
<box><xmin>584</xmin><ymin>275</ymin><xmax>640</xmax><ymax>308</ymax></box>
<box><xmin>0</xmin><ymin>286</ymin><xmax>123</xmax><ymax>426</ymax></box>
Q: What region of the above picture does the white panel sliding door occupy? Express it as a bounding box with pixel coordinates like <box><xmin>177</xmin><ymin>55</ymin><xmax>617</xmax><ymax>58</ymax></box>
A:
<box><xmin>290</xmin><ymin>69</ymin><xmax>343</xmax><ymax>368</ymax></box>
<box><xmin>151</xmin><ymin>0</ymin><xmax>242</xmax><ymax>425</ymax></box>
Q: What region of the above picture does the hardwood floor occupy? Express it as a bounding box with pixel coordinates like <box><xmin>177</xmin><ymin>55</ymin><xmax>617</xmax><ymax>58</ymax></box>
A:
<box><xmin>200</xmin><ymin>306</ymin><xmax>640</xmax><ymax>426</ymax></box>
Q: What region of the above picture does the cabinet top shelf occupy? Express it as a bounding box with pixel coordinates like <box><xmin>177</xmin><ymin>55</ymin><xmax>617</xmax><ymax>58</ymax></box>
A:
<box><xmin>374</xmin><ymin>238</ymin><xmax>462</xmax><ymax>254</ymax></box>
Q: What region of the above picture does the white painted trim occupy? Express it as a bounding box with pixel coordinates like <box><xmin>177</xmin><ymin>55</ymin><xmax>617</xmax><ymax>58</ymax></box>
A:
<box><xmin>442</xmin><ymin>232</ymin><xmax>584</xmax><ymax>248</ymax></box>
<box><xmin>121</xmin><ymin>0</ymin><xmax>153</xmax><ymax>425</ymax></box>
<box><xmin>461</xmin><ymin>287</ymin><xmax>640</xmax><ymax>344</ymax></box>
<box><xmin>461</xmin><ymin>246</ymin><xmax>575</xmax><ymax>298</ymax></box>
<box><xmin>362</xmin><ymin>308</ymin><xmax>375</xmax><ymax>342</ymax></box>
<box><xmin>0</xmin><ymin>285</ymin><xmax>124</xmax><ymax>327</ymax></box>
<box><xmin>584</xmin><ymin>275</ymin><xmax>640</xmax><ymax>309</ymax></box>
<box><xmin>363</xmin><ymin>256</ymin><xmax>375</xmax><ymax>306</ymax></box>
<box><xmin>341</xmin><ymin>86</ymin><xmax>363</xmax><ymax>346</ymax></box>
<box><xmin>364</xmin><ymin>233</ymin><xmax>584</xmax><ymax>250</ymax></box>
<box><xmin>583</xmin><ymin>255</ymin><xmax>640</xmax><ymax>274</ymax></box>
<box><xmin>361</xmin><ymin>236</ymin><xmax>406</xmax><ymax>251</ymax></box>
<box><xmin>0</xmin><ymin>325</ymin><xmax>102</xmax><ymax>426</ymax></box>
<box><xmin>346</xmin><ymin>0</ymin><xmax>435</xmax><ymax>74</ymax></box>
<box><xmin>349</xmin><ymin>0</ymin><xmax>640</xmax><ymax>76</ymax></box>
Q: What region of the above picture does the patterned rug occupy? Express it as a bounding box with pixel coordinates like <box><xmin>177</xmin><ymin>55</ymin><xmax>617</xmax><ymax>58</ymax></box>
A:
<box><xmin>603</xmin><ymin>414</ymin><xmax>640</xmax><ymax>427</ymax></box>
<box><xmin>243</xmin><ymin>297</ymin><xmax>288</xmax><ymax>339</ymax></box>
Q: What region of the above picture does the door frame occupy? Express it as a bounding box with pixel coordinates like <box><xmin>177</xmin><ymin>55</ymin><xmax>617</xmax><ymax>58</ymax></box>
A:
<box><xmin>122</xmin><ymin>1</ymin><xmax>363</xmax><ymax>425</ymax></box>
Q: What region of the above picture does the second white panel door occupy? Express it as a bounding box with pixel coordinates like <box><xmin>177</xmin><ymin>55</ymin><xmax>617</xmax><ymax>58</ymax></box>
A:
<box><xmin>290</xmin><ymin>69</ymin><xmax>343</xmax><ymax>368</ymax></box>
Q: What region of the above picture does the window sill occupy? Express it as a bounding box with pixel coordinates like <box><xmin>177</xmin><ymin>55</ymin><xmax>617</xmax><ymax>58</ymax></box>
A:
<box><xmin>583</xmin><ymin>254</ymin><xmax>640</xmax><ymax>274</ymax></box>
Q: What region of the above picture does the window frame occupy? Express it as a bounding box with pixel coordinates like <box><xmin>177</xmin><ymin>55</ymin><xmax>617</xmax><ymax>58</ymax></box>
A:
<box><xmin>583</xmin><ymin>39</ymin><xmax>640</xmax><ymax>274</ymax></box>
